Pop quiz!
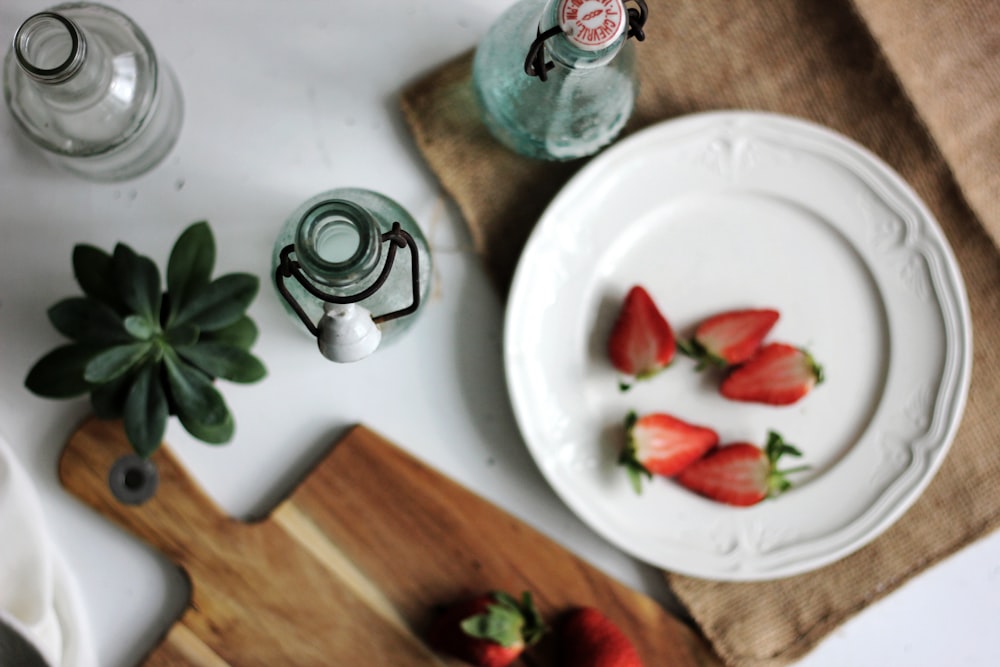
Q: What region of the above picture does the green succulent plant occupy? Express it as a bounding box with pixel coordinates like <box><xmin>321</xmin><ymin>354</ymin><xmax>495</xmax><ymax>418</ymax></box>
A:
<box><xmin>25</xmin><ymin>221</ymin><xmax>266</xmax><ymax>456</ymax></box>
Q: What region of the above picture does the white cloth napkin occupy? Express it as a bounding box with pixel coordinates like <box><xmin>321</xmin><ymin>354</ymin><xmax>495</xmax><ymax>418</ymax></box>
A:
<box><xmin>0</xmin><ymin>432</ymin><xmax>96</xmax><ymax>667</ymax></box>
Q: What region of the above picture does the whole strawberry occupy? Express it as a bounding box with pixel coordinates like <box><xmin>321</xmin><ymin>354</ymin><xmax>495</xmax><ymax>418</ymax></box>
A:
<box><xmin>678</xmin><ymin>308</ymin><xmax>779</xmax><ymax>369</ymax></box>
<box><xmin>425</xmin><ymin>591</ymin><xmax>546</xmax><ymax>667</ymax></box>
<box><xmin>676</xmin><ymin>431</ymin><xmax>808</xmax><ymax>506</ymax></box>
<box><xmin>556</xmin><ymin>607</ymin><xmax>643</xmax><ymax>667</ymax></box>
<box><xmin>720</xmin><ymin>342</ymin><xmax>824</xmax><ymax>405</ymax></box>
<box><xmin>607</xmin><ymin>285</ymin><xmax>676</xmax><ymax>390</ymax></box>
<box><xmin>618</xmin><ymin>412</ymin><xmax>719</xmax><ymax>494</ymax></box>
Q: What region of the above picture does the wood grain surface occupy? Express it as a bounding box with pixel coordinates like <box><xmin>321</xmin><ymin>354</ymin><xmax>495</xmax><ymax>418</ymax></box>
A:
<box><xmin>59</xmin><ymin>417</ymin><xmax>720</xmax><ymax>666</ymax></box>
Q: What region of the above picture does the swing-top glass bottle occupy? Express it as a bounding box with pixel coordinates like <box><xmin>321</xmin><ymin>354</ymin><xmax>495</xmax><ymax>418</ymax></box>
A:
<box><xmin>472</xmin><ymin>0</ymin><xmax>648</xmax><ymax>161</ymax></box>
<box><xmin>272</xmin><ymin>188</ymin><xmax>432</xmax><ymax>363</ymax></box>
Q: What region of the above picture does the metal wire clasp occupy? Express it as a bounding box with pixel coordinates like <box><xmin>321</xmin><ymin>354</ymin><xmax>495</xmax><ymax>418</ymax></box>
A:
<box><xmin>274</xmin><ymin>222</ymin><xmax>421</xmax><ymax>337</ymax></box>
<box><xmin>525</xmin><ymin>0</ymin><xmax>649</xmax><ymax>81</ymax></box>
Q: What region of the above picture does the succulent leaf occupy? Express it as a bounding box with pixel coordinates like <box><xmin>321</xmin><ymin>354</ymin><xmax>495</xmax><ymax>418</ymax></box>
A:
<box><xmin>124</xmin><ymin>314</ymin><xmax>157</xmax><ymax>340</ymax></box>
<box><xmin>84</xmin><ymin>342</ymin><xmax>152</xmax><ymax>384</ymax></box>
<box><xmin>123</xmin><ymin>362</ymin><xmax>168</xmax><ymax>457</ymax></box>
<box><xmin>164</xmin><ymin>352</ymin><xmax>231</xmax><ymax>435</ymax></box>
<box><xmin>89</xmin><ymin>370</ymin><xmax>134</xmax><ymax>419</ymax></box>
<box><xmin>48</xmin><ymin>297</ymin><xmax>131</xmax><ymax>344</ymax></box>
<box><xmin>164</xmin><ymin>323</ymin><xmax>200</xmax><ymax>347</ymax></box>
<box><xmin>112</xmin><ymin>243</ymin><xmax>162</xmax><ymax>321</ymax></box>
<box><xmin>73</xmin><ymin>244</ymin><xmax>127</xmax><ymax>314</ymax></box>
<box><xmin>200</xmin><ymin>316</ymin><xmax>258</xmax><ymax>349</ymax></box>
<box><xmin>170</xmin><ymin>273</ymin><xmax>259</xmax><ymax>332</ymax></box>
<box><xmin>166</xmin><ymin>221</ymin><xmax>215</xmax><ymax>324</ymax></box>
<box><xmin>181</xmin><ymin>410</ymin><xmax>235</xmax><ymax>445</ymax></box>
<box><xmin>24</xmin><ymin>344</ymin><xmax>99</xmax><ymax>398</ymax></box>
<box><xmin>27</xmin><ymin>222</ymin><xmax>263</xmax><ymax>457</ymax></box>
<box><xmin>177</xmin><ymin>342</ymin><xmax>267</xmax><ymax>383</ymax></box>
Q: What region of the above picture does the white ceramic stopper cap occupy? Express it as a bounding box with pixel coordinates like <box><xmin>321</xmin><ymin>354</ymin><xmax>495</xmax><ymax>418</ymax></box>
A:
<box><xmin>557</xmin><ymin>0</ymin><xmax>627</xmax><ymax>51</ymax></box>
<box><xmin>316</xmin><ymin>303</ymin><xmax>381</xmax><ymax>363</ymax></box>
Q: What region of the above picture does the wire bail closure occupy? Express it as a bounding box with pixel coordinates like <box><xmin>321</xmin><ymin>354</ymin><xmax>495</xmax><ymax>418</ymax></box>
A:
<box><xmin>525</xmin><ymin>0</ymin><xmax>648</xmax><ymax>81</ymax></box>
<box><xmin>274</xmin><ymin>222</ymin><xmax>421</xmax><ymax>338</ymax></box>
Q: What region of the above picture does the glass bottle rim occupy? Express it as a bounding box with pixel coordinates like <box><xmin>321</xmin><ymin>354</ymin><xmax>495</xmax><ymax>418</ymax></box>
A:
<box><xmin>294</xmin><ymin>198</ymin><xmax>383</xmax><ymax>288</ymax></box>
<box><xmin>14</xmin><ymin>11</ymin><xmax>87</xmax><ymax>84</ymax></box>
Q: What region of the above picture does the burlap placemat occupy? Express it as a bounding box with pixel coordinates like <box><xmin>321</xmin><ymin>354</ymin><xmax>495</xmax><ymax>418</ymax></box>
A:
<box><xmin>852</xmin><ymin>0</ymin><xmax>1000</xmax><ymax>249</ymax></box>
<box><xmin>400</xmin><ymin>1</ymin><xmax>1000</xmax><ymax>665</ymax></box>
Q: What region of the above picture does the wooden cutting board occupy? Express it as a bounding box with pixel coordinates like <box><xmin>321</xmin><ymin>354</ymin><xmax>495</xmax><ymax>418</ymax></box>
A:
<box><xmin>59</xmin><ymin>417</ymin><xmax>720</xmax><ymax>666</ymax></box>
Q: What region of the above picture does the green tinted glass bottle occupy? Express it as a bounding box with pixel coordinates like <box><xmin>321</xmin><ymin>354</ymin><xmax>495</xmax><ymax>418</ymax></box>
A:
<box><xmin>472</xmin><ymin>0</ymin><xmax>647</xmax><ymax>161</ymax></box>
<box><xmin>272</xmin><ymin>188</ymin><xmax>432</xmax><ymax>363</ymax></box>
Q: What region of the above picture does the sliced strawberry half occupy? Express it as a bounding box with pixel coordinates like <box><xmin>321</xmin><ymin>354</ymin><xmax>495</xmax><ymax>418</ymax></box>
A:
<box><xmin>607</xmin><ymin>285</ymin><xmax>676</xmax><ymax>390</ymax></box>
<box><xmin>678</xmin><ymin>308</ymin><xmax>779</xmax><ymax>369</ymax></box>
<box><xmin>676</xmin><ymin>431</ymin><xmax>808</xmax><ymax>506</ymax></box>
<box><xmin>618</xmin><ymin>411</ymin><xmax>719</xmax><ymax>494</ymax></box>
<box><xmin>720</xmin><ymin>342</ymin><xmax>824</xmax><ymax>405</ymax></box>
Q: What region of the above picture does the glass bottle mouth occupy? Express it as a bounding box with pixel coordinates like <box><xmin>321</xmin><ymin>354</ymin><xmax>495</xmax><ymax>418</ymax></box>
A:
<box><xmin>14</xmin><ymin>11</ymin><xmax>87</xmax><ymax>84</ymax></box>
<box><xmin>295</xmin><ymin>199</ymin><xmax>382</xmax><ymax>288</ymax></box>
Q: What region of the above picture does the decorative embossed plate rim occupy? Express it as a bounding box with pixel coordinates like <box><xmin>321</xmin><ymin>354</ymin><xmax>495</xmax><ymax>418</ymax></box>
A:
<box><xmin>504</xmin><ymin>111</ymin><xmax>972</xmax><ymax>581</ymax></box>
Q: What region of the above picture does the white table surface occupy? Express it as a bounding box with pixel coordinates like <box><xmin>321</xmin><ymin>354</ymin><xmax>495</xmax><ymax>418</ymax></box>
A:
<box><xmin>1</xmin><ymin>1</ymin><xmax>997</xmax><ymax>665</ymax></box>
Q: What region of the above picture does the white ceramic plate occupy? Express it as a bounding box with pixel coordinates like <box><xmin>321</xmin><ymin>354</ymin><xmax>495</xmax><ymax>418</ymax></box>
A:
<box><xmin>504</xmin><ymin>111</ymin><xmax>972</xmax><ymax>581</ymax></box>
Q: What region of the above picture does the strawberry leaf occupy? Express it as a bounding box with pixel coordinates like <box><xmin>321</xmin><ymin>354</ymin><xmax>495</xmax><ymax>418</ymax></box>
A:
<box><xmin>620</xmin><ymin>452</ymin><xmax>653</xmax><ymax>495</ymax></box>
<box><xmin>764</xmin><ymin>431</ymin><xmax>808</xmax><ymax>499</ymax></box>
<box><xmin>618</xmin><ymin>411</ymin><xmax>652</xmax><ymax>494</ymax></box>
<box><xmin>806</xmin><ymin>351</ymin><xmax>825</xmax><ymax>385</ymax></box>
<box><xmin>675</xmin><ymin>338</ymin><xmax>699</xmax><ymax>358</ymax></box>
<box><xmin>517</xmin><ymin>591</ymin><xmax>547</xmax><ymax>645</ymax></box>
<box><xmin>765</xmin><ymin>431</ymin><xmax>803</xmax><ymax>464</ymax></box>
<box><xmin>675</xmin><ymin>338</ymin><xmax>725</xmax><ymax>371</ymax></box>
<box><xmin>460</xmin><ymin>612</ymin><xmax>521</xmax><ymax>647</ymax></box>
<box><xmin>459</xmin><ymin>591</ymin><xmax>544</xmax><ymax>648</ymax></box>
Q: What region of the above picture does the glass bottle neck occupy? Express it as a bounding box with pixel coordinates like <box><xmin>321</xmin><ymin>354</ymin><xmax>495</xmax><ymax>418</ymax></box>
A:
<box><xmin>540</xmin><ymin>0</ymin><xmax>628</xmax><ymax>70</ymax></box>
<box><xmin>294</xmin><ymin>199</ymin><xmax>382</xmax><ymax>289</ymax></box>
<box><xmin>14</xmin><ymin>11</ymin><xmax>113</xmax><ymax>105</ymax></box>
<box><xmin>14</xmin><ymin>12</ymin><xmax>86</xmax><ymax>83</ymax></box>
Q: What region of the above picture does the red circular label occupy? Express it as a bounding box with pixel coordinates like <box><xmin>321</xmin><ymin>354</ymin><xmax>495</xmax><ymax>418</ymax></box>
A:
<box><xmin>559</xmin><ymin>0</ymin><xmax>626</xmax><ymax>50</ymax></box>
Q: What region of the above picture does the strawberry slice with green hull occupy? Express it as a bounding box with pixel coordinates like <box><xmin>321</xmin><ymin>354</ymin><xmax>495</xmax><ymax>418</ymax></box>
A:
<box><xmin>720</xmin><ymin>342</ymin><xmax>824</xmax><ymax>405</ymax></box>
<box><xmin>556</xmin><ymin>607</ymin><xmax>644</xmax><ymax>667</ymax></box>
<box><xmin>676</xmin><ymin>431</ymin><xmax>808</xmax><ymax>506</ymax></box>
<box><xmin>607</xmin><ymin>285</ymin><xmax>676</xmax><ymax>390</ymax></box>
<box><xmin>678</xmin><ymin>308</ymin><xmax>779</xmax><ymax>369</ymax></box>
<box><xmin>426</xmin><ymin>591</ymin><xmax>547</xmax><ymax>667</ymax></box>
<box><xmin>619</xmin><ymin>411</ymin><xmax>719</xmax><ymax>494</ymax></box>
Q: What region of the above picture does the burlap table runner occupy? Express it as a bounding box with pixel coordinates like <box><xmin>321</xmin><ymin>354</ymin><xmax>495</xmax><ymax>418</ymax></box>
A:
<box><xmin>400</xmin><ymin>1</ymin><xmax>1000</xmax><ymax>664</ymax></box>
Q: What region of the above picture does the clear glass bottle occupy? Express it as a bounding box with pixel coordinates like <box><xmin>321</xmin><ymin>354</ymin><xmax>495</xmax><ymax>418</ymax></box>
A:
<box><xmin>3</xmin><ymin>3</ymin><xmax>183</xmax><ymax>181</ymax></box>
<box><xmin>472</xmin><ymin>0</ymin><xmax>645</xmax><ymax>161</ymax></box>
<box><xmin>272</xmin><ymin>188</ymin><xmax>432</xmax><ymax>363</ymax></box>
